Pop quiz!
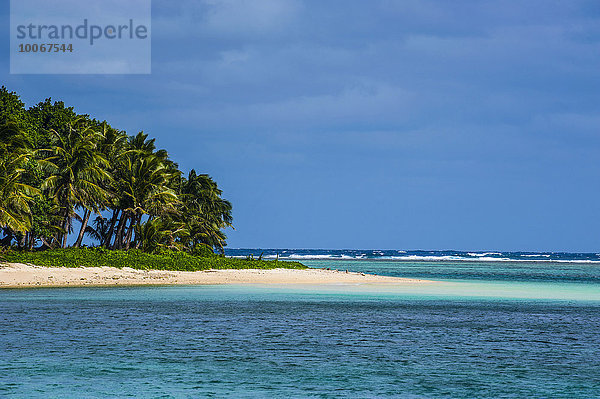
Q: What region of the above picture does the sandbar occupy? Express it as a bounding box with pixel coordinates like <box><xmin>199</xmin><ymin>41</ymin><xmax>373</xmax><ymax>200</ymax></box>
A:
<box><xmin>0</xmin><ymin>262</ymin><xmax>429</xmax><ymax>288</ymax></box>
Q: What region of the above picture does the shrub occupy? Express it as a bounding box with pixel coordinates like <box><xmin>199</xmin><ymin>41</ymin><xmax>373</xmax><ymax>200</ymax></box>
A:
<box><xmin>0</xmin><ymin>248</ymin><xmax>306</xmax><ymax>271</ymax></box>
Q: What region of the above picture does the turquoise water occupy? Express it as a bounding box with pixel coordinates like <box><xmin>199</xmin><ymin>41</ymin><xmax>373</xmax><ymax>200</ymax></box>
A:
<box><xmin>299</xmin><ymin>258</ymin><xmax>600</xmax><ymax>284</ymax></box>
<box><xmin>299</xmin><ymin>259</ymin><xmax>600</xmax><ymax>302</ymax></box>
<box><xmin>2</xmin><ymin>259</ymin><xmax>600</xmax><ymax>398</ymax></box>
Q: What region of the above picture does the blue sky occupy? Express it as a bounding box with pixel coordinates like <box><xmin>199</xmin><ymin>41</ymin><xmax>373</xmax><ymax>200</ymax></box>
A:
<box><xmin>2</xmin><ymin>0</ymin><xmax>600</xmax><ymax>251</ymax></box>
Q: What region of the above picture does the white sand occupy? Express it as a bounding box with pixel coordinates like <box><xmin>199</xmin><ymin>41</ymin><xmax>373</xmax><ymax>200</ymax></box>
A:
<box><xmin>0</xmin><ymin>262</ymin><xmax>428</xmax><ymax>288</ymax></box>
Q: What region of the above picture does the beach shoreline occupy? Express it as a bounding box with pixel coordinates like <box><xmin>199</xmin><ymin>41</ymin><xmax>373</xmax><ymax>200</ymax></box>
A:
<box><xmin>0</xmin><ymin>263</ymin><xmax>429</xmax><ymax>288</ymax></box>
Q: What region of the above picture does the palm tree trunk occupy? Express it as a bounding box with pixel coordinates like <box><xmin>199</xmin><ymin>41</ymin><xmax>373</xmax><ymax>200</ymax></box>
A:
<box><xmin>53</xmin><ymin>232</ymin><xmax>60</xmax><ymax>248</ymax></box>
<box><xmin>40</xmin><ymin>237</ymin><xmax>52</xmax><ymax>249</ymax></box>
<box><xmin>61</xmin><ymin>215</ymin><xmax>70</xmax><ymax>248</ymax></box>
<box><xmin>113</xmin><ymin>211</ymin><xmax>129</xmax><ymax>249</ymax></box>
<box><xmin>74</xmin><ymin>209</ymin><xmax>91</xmax><ymax>248</ymax></box>
<box><xmin>103</xmin><ymin>209</ymin><xmax>120</xmax><ymax>247</ymax></box>
<box><xmin>133</xmin><ymin>214</ymin><xmax>144</xmax><ymax>249</ymax></box>
<box><xmin>58</xmin><ymin>196</ymin><xmax>70</xmax><ymax>248</ymax></box>
<box><xmin>124</xmin><ymin>214</ymin><xmax>137</xmax><ymax>250</ymax></box>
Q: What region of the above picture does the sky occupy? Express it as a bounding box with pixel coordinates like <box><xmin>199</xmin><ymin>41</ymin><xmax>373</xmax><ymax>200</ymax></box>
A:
<box><xmin>1</xmin><ymin>0</ymin><xmax>600</xmax><ymax>252</ymax></box>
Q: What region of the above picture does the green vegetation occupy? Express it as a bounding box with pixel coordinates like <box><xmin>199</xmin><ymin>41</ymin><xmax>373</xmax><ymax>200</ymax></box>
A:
<box><xmin>0</xmin><ymin>87</ymin><xmax>232</xmax><ymax>253</ymax></box>
<box><xmin>0</xmin><ymin>248</ymin><xmax>305</xmax><ymax>271</ymax></box>
<box><xmin>0</xmin><ymin>87</ymin><xmax>298</xmax><ymax>271</ymax></box>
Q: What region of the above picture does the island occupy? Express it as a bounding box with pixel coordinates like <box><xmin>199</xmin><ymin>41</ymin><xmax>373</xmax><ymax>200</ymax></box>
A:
<box><xmin>0</xmin><ymin>88</ymin><xmax>423</xmax><ymax>288</ymax></box>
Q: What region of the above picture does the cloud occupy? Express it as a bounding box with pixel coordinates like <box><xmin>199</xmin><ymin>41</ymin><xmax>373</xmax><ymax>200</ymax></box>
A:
<box><xmin>5</xmin><ymin>0</ymin><xmax>600</xmax><ymax>249</ymax></box>
<box><xmin>202</xmin><ymin>0</ymin><xmax>302</xmax><ymax>36</ymax></box>
<box><xmin>152</xmin><ymin>0</ymin><xmax>302</xmax><ymax>39</ymax></box>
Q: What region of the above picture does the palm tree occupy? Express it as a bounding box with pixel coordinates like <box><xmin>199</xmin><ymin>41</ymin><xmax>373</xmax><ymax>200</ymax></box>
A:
<box><xmin>178</xmin><ymin>170</ymin><xmax>233</xmax><ymax>252</ymax></box>
<box><xmin>2</xmin><ymin>89</ymin><xmax>236</xmax><ymax>253</ymax></box>
<box><xmin>136</xmin><ymin>217</ymin><xmax>188</xmax><ymax>253</ymax></box>
<box><xmin>95</xmin><ymin>123</ymin><xmax>129</xmax><ymax>247</ymax></box>
<box><xmin>0</xmin><ymin>154</ymin><xmax>38</xmax><ymax>234</ymax></box>
<box><xmin>0</xmin><ymin>123</ymin><xmax>38</xmax><ymax>239</ymax></box>
<box><xmin>116</xmin><ymin>153</ymin><xmax>180</xmax><ymax>249</ymax></box>
<box><xmin>85</xmin><ymin>215</ymin><xmax>111</xmax><ymax>244</ymax></box>
<box><xmin>110</xmin><ymin>133</ymin><xmax>180</xmax><ymax>249</ymax></box>
<box><xmin>39</xmin><ymin>118</ymin><xmax>111</xmax><ymax>248</ymax></box>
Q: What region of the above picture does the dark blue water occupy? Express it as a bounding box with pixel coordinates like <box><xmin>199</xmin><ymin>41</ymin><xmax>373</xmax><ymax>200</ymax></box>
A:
<box><xmin>2</xmin><ymin>254</ymin><xmax>600</xmax><ymax>397</ymax></box>
<box><xmin>227</xmin><ymin>249</ymin><xmax>600</xmax><ymax>283</ymax></box>
<box><xmin>226</xmin><ymin>248</ymin><xmax>600</xmax><ymax>264</ymax></box>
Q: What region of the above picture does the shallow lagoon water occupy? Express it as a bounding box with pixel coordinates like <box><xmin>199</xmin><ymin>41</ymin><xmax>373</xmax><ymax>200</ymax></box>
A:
<box><xmin>299</xmin><ymin>258</ymin><xmax>600</xmax><ymax>284</ymax></box>
<box><xmin>1</xmin><ymin>259</ymin><xmax>600</xmax><ymax>398</ymax></box>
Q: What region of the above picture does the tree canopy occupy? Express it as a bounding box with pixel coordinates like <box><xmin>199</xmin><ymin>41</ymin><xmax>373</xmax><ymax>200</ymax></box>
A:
<box><xmin>0</xmin><ymin>87</ymin><xmax>233</xmax><ymax>254</ymax></box>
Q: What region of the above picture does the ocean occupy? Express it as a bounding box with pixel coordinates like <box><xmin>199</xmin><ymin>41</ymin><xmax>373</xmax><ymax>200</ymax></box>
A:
<box><xmin>226</xmin><ymin>248</ymin><xmax>600</xmax><ymax>265</ymax></box>
<box><xmin>1</xmin><ymin>249</ymin><xmax>599</xmax><ymax>398</ymax></box>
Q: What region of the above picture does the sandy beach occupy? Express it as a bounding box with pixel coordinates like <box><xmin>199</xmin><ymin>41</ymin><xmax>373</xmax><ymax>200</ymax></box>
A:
<box><xmin>0</xmin><ymin>263</ymin><xmax>426</xmax><ymax>288</ymax></box>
